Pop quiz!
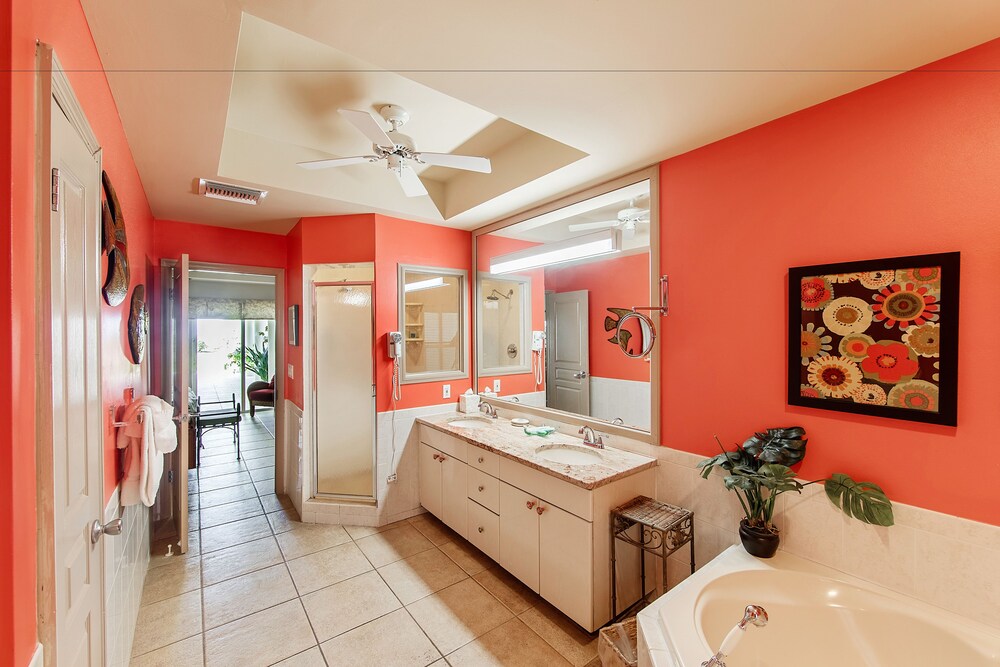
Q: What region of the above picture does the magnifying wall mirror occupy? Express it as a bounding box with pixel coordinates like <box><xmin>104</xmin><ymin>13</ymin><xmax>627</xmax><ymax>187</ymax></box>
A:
<box><xmin>473</xmin><ymin>167</ymin><xmax>660</xmax><ymax>438</ymax></box>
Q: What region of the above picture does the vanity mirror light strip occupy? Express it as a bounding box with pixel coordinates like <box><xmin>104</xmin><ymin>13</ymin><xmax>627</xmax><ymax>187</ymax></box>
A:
<box><xmin>490</xmin><ymin>229</ymin><xmax>622</xmax><ymax>274</ymax></box>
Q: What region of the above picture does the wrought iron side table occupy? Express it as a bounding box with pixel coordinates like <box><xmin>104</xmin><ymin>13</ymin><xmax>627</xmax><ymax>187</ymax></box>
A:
<box><xmin>610</xmin><ymin>496</ymin><xmax>695</xmax><ymax>619</ymax></box>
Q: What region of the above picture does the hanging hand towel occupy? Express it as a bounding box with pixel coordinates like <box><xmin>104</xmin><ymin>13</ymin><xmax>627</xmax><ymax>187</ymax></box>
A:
<box><xmin>117</xmin><ymin>395</ymin><xmax>177</xmax><ymax>507</ymax></box>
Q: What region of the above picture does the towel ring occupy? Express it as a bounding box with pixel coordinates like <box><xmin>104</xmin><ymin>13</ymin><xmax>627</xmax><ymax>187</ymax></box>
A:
<box><xmin>616</xmin><ymin>310</ymin><xmax>656</xmax><ymax>359</ymax></box>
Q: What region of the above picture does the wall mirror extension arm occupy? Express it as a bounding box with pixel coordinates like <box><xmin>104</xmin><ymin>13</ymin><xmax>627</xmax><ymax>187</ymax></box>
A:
<box><xmin>617</xmin><ymin>275</ymin><xmax>668</xmax><ymax>359</ymax></box>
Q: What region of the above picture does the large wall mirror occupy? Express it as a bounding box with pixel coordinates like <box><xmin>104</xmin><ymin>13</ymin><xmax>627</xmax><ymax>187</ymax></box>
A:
<box><xmin>474</xmin><ymin>167</ymin><xmax>660</xmax><ymax>440</ymax></box>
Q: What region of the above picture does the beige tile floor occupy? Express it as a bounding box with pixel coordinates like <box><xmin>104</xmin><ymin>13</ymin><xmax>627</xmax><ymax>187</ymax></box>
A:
<box><xmin>131</xmin><ymin>411</ymin><xmax>602</xmax><ymax>667</ymax></box>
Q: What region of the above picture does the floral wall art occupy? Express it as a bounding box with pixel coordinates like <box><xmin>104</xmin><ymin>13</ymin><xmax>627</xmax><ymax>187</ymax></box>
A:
<box><xmin>788</xmin><ymin>253</ymin><xmax>959</xmax><ymax>425</ymax></box>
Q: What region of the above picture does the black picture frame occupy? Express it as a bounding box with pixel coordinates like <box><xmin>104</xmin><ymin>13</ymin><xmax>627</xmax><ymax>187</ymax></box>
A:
<box><xmin>288</xmin><ymin>305</ymin><xmax>300</xmax><ymax>347</ymax></box>
<box><xmin>787</xmin><ymin>252</ymin><xmax>959</xmax><ymax>426</ymax></box>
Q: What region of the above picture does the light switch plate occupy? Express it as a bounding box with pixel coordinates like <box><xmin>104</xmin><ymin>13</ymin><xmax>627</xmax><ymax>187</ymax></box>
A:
<box><xmin>442</xmin><ymin>384</ymin><xmax>451</xmax><ymax>399</ymax></box>
<box><xmin>287</xmin><ymin>364</ymin><xmax>294</xmax><ymax>379</ymax></box>
<box><xmin>493</xmin><ymin>379</ymin><xmax>501</xmax><ymax>393</ymax></box>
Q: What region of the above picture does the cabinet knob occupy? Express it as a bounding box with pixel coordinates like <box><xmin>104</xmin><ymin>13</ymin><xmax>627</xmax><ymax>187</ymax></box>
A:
<box><xmin>439</xmin><ymin>456</ymin><xmax>446</xmax><ymax>462</ymax></box>
<box><xmin>536</xmin><ymin>505</ymin><xmax>546</xmax><ymax>515</ymax></box>
<box><xmin>432</xmin><ymin>453</ymin><xmax>441</xmax><ymax>461</ymax></box>
<box><xmin>526</xmin><ymin>500</ymin><xmax>536</xmax><ymax>510</ymax></box>
<box><xmin>478</xmin><ymin>457</ymin><xmax>484</xmax><ymax>463</ymax></box>
<box><xmin>478</xmin><ymin>485</ymin><xmax>485</xmax><ymax>492</ymax></box>
<box><xmin>478</xmin><ymin>526</ymin><xmax>484</xmax><ymax>533</ymax></box>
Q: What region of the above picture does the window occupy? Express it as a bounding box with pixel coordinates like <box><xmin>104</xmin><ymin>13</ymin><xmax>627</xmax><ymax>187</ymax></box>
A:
<box><xmin>398</xmin><ymin>265</ymin><xmax>468</xmax><ymax>383</ymax></box>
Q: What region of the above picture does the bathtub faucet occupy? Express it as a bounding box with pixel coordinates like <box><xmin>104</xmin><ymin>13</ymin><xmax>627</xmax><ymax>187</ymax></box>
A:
<box><xmin>701</xmin><ymin>604</ymin><xmax>769</xmax><ymax>667</ymax></box>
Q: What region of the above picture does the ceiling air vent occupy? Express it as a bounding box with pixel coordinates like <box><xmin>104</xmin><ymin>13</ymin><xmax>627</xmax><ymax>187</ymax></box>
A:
<box><xmin>198</xmin><ymin>179</ymin><xmax>268</xmax><ymax>206</ymax></box>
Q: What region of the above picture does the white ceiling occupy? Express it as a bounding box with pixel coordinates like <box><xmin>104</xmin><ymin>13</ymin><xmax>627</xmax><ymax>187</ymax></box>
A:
<box><xmin>80</xmin><ymin>0</ymin><xmax>1000</xmax><ymax>235</ymax></box>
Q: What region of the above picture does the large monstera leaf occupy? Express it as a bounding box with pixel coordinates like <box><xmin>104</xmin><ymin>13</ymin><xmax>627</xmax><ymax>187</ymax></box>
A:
<box><xmin>742</xmin><ymin>427</ymin><xmax>807</xmax><ymax>467</ymax></box>
<box><xmin>825</xmin><ymin>474</ymin><xmax>894</xmax><ymax>526</ymax></box>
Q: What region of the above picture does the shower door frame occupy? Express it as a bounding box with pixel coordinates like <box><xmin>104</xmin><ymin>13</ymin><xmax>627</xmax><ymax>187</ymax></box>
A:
<box><xmin>310</xmin><ymin>281</ymin><xmax>377</xmax><ymax>503</ymax></box>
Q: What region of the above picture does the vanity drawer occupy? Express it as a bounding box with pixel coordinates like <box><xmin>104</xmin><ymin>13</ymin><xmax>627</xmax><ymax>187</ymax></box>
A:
<box><xmin>467</xmin><ymin>445</ymin><xmax>500</xmax><ymax>477</ymax></box>
<box><xmin>420</xmin><ymin>426</ymin><xmax>467</xmax><ymax>462</ymax></box>
<box><xmin>467</xmin><ymin>499</ymin><xmax>500</xmax><ymax>563</ymax></box>
<box><xmin>467</xmin><ymin>467</ymin><xmax>500</xmax><ymax>513</ymax></box>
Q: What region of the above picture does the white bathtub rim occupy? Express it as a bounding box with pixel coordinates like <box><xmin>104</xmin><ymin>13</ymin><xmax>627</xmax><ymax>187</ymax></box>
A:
<box><xmin>637</xmin><ymin>545</ymin><xmax>1000</xmax><ymax>667</ymax></box>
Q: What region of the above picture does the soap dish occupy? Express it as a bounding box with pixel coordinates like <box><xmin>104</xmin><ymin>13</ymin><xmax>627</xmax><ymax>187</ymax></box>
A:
<box><xmin>511</xmin><ymin>417</ymin><xmax>530</xmax><ymax>427</ymax></box>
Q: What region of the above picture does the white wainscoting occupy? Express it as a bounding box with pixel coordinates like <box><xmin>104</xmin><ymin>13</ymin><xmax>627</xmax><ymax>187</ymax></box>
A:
<box><xmin>103</xmin><ymin>488</ymin><xmax>150</xmax><ymax>667</ymax></box>
<box><xmin>589</xmin><ymin>376</ymin><xmax>651</xmax><ymax>431</ymax></box>
<box><xmin>283</xmin><ymin>400</ymin><xmax>304</xmax><ymax>517</ymax></box>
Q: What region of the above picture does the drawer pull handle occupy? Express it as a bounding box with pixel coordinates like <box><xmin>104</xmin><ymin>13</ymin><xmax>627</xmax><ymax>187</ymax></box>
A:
<box><xmin>478</xmin><ymin>456</ymin><xmax>484</xmax><ymax>463</ymax></box>
<box><xmin>526</xmin><ymin>501</ymin><xmax>536</xmax><ymax>510</ymax></box>
<box><xmin>432</xmin><ymin>454</ymin><xmax>440</xmax><ymax>461</ymax></box>
<box><xmin>536</xmin><ymin>506</ymin><xmax>546</xmax><ymax>515</ymax></box>
<box><xmin>478</xmin><ymin>485</ymin><xmax>485</xmax><ymax>492</ymax></box>
<box><xmin>439</xmin><ymin>456</ymin><xmax>447</xmax><ymax>462</ymax></box>
<box><xmin>478</xmin><ymin>526</ymin><xmax>484</xmax><ymax>533</ymax></box>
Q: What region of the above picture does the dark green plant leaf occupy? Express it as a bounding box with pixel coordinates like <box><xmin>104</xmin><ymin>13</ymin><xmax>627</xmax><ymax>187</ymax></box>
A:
<box><xmin>743</xmin><ymin>427</ymin><xmax>808</xmax><ymax>466</ymax></box>
<box><xmin>824</xmin><ymin>473</ymin><xmax>894</xmax><ymax>526</ymax></box>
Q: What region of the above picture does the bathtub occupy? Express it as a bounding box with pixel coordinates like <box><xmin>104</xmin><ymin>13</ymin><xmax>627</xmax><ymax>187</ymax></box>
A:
<box><xmin>636</xmin><ymin>545</ymin><xmax>1000</xmax><ymax>667</ymax></box>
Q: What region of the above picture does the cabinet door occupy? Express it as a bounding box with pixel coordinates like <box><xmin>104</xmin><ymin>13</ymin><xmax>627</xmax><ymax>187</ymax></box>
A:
<box><xmin>419</xmin><ymin>443</ymin><xmax>443</xmax><ymax>519</ymax></box>
<box><xmin>499</xmin><ymin>482</ymin><xmax>540</xmax><ymax>592</ymax></box>
<box><xmin>440</xmin><ymin>453</ymin><xmax>468</xmax><ymax>538</ymax></box>
<box><xmin>539</xmin><ymin>502</ymin><xmax>594</xmax><ymax>630</ymax></box>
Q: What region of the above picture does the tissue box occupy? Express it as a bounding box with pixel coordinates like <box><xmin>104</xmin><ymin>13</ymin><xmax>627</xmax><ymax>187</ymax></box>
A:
<box><xmin>458</xmin><ymin>393</ymin><xmax>480</xmax><ymax>413</ymax></box>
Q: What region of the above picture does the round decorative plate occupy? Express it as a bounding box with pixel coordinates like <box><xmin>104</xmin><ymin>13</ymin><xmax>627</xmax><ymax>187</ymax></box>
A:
<box><xmin>128</xmin><ymin>285</ymin><xmax>148</xmax><ymax>364</ymax></box>
<box><xmin>102</xmin><ymin>247</ymin><xmax>130</xmax><ymax>306</ymax></box>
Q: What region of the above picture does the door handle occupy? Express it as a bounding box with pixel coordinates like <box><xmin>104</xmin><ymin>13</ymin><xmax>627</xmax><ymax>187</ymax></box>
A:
<box><xmin>91</xmin><ymin>517</ymin><xmax>123</xmax><ymax>544</ymax></box>
<box><xmin>172</xmin><ymin>414</ymin><xmax>189</xmax><ymax>424</ymax></box>
<box><xmin>573</xmin><ymin>371</ymin><xmax>588</xmax><ymax>379</ymax></box>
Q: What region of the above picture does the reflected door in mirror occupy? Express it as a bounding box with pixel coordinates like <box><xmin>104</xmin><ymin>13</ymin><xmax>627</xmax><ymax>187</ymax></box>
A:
<box><xmin>547</xmin><ymin>290</ymin><xmax>590</xmax><ymax>415</ymax></box>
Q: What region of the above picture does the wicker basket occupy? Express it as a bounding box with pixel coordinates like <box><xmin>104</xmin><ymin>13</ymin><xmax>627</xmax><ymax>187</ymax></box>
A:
<box><xmin>598</xmin><ymin>617</ymin><xmax>638</xmax><ymax>667</ymax></box>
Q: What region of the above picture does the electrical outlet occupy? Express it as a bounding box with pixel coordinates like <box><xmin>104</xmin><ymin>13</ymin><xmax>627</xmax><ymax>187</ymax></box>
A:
<box><xmin>287</xmin><ymin>364</ymin><xmax>294</xmax><ymax>379</ymax></box>
<box><xmin>387</xmin><ymin>473</ymin><xmax>398</xmax><ymax>483</ymax></box>
<box><xmin>442</xmin><ymin>384</ymin><xmax>451</xmax><ymax>399</ymax></box>
<box><xmin>493</xmin><ymin>379</ymin><xmax>501</xmax><ymax>393</ymax></box>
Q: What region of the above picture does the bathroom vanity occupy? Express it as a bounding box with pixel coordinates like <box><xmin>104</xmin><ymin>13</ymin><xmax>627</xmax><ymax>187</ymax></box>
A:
<box><xmin>417</xmin><ymin>414</ymin><xmax>657</xmax><ymax>632</ymax></box>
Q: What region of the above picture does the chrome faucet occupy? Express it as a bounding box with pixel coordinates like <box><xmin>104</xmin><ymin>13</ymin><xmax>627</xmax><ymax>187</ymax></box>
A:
<box><xmin>579</xmin><ymin>426</ymin><xmax>604</xmax><ymax>449</ymax></box>
<box><xmin>479</xmin><ymin>403</ymin><xmax>498</xmax><ymax>419</ymax></box>
<box><xmin>701</xmin><ymin>605</ymin><xmax>768</xmax><ymax>667</ymax></box>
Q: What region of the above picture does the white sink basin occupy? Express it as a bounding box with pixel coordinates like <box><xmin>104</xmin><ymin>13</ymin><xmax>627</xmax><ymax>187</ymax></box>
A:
<box><xmin>447</xmin><ymin>418</ymin><xmax>490</xmax><ymax>429</ymax></box>
<box><xmin>536</xmin><ymin>444</ymin><xmax>603</xmax><ymax>465</ymax></box>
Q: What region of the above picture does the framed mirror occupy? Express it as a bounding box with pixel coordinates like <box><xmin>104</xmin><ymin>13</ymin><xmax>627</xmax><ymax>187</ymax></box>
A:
<box><xmin>473</xmin><ymin>167</ymin><xmax>660</xmax><ymax>440</ymax></box>
<box><xmin>477</xmin><ymin>273</ymin><xmax>533</xmax><ymax>376</ymax></box>
<box><xmin>398</xmin><ymin>264</ymin><xmax>469</xmax><ymax>384</ymax></box>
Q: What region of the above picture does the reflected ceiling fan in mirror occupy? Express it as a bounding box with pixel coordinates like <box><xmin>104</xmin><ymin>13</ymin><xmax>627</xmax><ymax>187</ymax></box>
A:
<box><xmin>568</xmin><ymin>200</ymin><xmax>650</xmax><ymax>238</ymax></box>
<box><xmin>297</xmin><ymin>105</ymin><xmax>492</xmax><ymax>197</ymax></box>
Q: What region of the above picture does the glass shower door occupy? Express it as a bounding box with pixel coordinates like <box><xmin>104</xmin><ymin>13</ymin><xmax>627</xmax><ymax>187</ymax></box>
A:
<box><xmin>313</xmin><ymin>283</ymin><xmax>375</xmax><ymax>499</ymax></box>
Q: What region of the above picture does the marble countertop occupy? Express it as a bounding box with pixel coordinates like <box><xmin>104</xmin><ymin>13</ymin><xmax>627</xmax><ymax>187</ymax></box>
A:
<box><xmin>416</xmin><ymin>413</ymin><xmax>657</xmax><ymax>490</ymax></box>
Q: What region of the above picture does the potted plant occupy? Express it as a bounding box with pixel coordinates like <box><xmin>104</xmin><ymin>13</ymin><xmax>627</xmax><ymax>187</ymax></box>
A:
<box><xmin>698</xmin><ymin>426</ymin><xmax>893</xmax><ymax>558</ymax></box>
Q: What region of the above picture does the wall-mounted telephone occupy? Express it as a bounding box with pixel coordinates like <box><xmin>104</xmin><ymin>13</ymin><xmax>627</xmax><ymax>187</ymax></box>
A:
<box><xmin>531</xmin><ymin>331</ymin><xmax>545</xmax><ymax>386</ymax></box>
<box><xmin>387</xmin><ymin>332</ymin><xmax>403</xmax><ymax>401</ymax></box>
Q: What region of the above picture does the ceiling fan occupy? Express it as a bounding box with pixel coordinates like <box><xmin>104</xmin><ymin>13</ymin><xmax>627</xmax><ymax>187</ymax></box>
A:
<box><xmin>567</xmin><ymin>200</ymin><xmax>650</xmax><ymax>238</ymax></box>
<box><xmin>297</xmin><ymin>105</ymin><xmax>492</xmax><ymax>197</ymax></box>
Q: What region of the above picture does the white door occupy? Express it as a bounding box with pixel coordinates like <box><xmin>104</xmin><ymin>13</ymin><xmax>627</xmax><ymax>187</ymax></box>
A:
<box><xmin>499</xmin><ymin>482</ymin><xmax>540</xmax><ymax>592</ymax></box>
<box><xmin>314</xmin><ymin>283</ymin><xmax>375</xmax><ymax>498</ymax></box>
<box><xmin>418</xmin><ymin>443</ymin><xmax>443</xmax><ymax>518</ymax></box>
<box><xmin>48</xmin><ymin>97</ymin><xmax>104</xmax><ymax>666</ymax></box>
<box><xmin>539</xmin><ymin>503</ymin><xmax>593</xmax><ymax>630</ymax></box>
<box><xmin>548</xmin><ymin>290</ymin><xmax>590</xmax><ymax>415</ymax></box>
<box><xmin>168</xmin><ymin>254</ymin><xmax>191</xmax><ymax>553</ymax></box>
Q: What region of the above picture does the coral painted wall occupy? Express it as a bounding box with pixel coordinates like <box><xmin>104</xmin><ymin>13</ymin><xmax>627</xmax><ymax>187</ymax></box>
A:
<box><xmin>659</xmin><ymin>39</ymin><xmax>1000</xmax><ymax>526</ymax></box>
<box><xmin>285</xmin><ymin>221</ymin><xmax>304</xmax><ymax>408</ymax></box>
<box><xmin>545</xmin><ymin>251</ymin><xmax>651</xmax><ymax>382</ymax></box>
<box><xmin>4</xmin><ymin>0</ymin><xmax>157</xmax><ymax>662</ymax></box>
<box><xmin>153</xmin><ymin>219</ymin><xmax>287</xmax><ymax>268</ymax></box>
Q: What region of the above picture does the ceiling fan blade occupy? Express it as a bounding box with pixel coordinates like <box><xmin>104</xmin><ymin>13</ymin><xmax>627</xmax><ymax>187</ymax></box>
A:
<box><xmin>297</xmin><ymin>155</ymin><xmax>379</xmax><ymax>170</ymax></box>
<box><xmin>394</xmin><ymin>165</ymin><xmax>428</xmax><ymax>197</ymax></box>
<box><xmin>568</xmin><ymin>220</ymin><xmax>618</xmax><ymax>232</ymax></box>
<box><xmin>338</xmin><ymin>109</ymin><xmax>396</xmax><ymax>148</ymax></box>
<box><xmin>414</xmin><ymin>152</ymin><xmax>492</xmax><ymax>174</ymax></box>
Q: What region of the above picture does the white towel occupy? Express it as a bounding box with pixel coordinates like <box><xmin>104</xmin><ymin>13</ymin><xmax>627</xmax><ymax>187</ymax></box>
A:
<box><xmin>117</xmin><ymin>395</ymin><xmax>177</xmax><ymax>507</ymax></box>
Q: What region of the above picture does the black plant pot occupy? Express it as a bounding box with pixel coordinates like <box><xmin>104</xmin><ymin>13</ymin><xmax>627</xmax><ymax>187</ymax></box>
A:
<box><xmin>739</xmin><ymin>519</ymin><xmax>780</xmax><ymax>558</ymax></box>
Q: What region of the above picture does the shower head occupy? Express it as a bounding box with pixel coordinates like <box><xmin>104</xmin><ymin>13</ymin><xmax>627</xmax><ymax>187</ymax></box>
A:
<box><xmin>485</xmin><ymin>288</ymin><xmax>513</xmax><ymax>303</ymax></box>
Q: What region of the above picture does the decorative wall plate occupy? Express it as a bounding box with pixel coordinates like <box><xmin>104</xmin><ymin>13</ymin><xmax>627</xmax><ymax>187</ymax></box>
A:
<box><xmin>128</xmin><ymin>285</ymin><xmax>148</xmax><ymax>364</ymax></box>
<box><xmin>102</xmin><ymin>246</ymin><xmax>130</xmax><ymax>306</ymax></box>
<box><xmin>101</xmin><ymin>200</ymin><xmax>116</xmax><ymax>254</ymax></box>
<box><xmin>101</xmin><ymin>170</ymin><xmax>128</xmax><ymax>247</ymax></box>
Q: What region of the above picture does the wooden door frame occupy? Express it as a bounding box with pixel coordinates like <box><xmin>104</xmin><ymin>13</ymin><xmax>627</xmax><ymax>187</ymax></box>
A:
<box><xmin>162</xmin><ymin>260</ymin><xmax>287</xmax><ymax>494</ymax></box>
<box><xmin>34</xmin><ymin>44</ymin><xmax>105</xmax><ymax>667</ymax></box>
